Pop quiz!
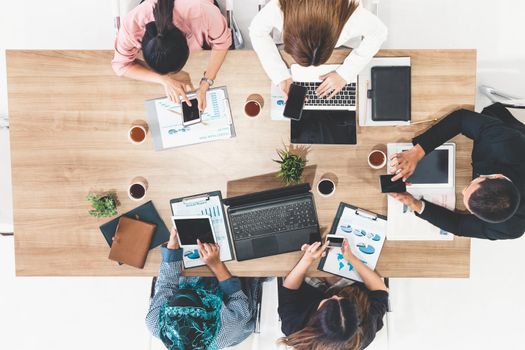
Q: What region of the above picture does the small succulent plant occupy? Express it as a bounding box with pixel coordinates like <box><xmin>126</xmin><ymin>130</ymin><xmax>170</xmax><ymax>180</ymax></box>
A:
<box><xmin>274</xmin><ymin>148</ymin><xmax>307</xmax><ymax>186</ymax></box>
<box><xmin>86</xmin><ymin>192</ymin><xmax>118</xmax><ymax>218</ymax></box>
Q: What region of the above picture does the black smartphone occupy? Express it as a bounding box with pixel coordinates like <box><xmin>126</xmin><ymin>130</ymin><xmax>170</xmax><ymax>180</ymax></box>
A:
<box><xmin>380</xmin><ymin>174</ymin><xmax>407</xmax><ymax>193</ymax></box>
<box><xmin>326</xmin><ymin>235</ymin><xmax>344</xmax><ymax>248</ymax></box>
<box><xmin>283</xmin><ymin>83</ymin><xmax>307</xmax><ymax>121</ymax></box>
<box><xmin>182</xmin><ymin>98</ymin><xmax>201</xmax><ymax>126</ymax></box>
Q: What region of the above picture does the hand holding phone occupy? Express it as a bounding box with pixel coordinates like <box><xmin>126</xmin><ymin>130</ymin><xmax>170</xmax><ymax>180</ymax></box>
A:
<box><xmin>182</xmin><ymin>96</ymin><xmax>201</xmax><ymax>126</ymax></box>
<box><xmin>326</xmin><ymin>234</ymin><xmax>344</xmax><ymax>248</ymax></box>
<box><xmin>380</xmin><ymin>174</ymin><xmax>407</xmax><ymax>193</ymax></box>
<box><xmin>283</xmin><ymin>83</ymin><xmax>307</xmax><ymax>121</ymax></box>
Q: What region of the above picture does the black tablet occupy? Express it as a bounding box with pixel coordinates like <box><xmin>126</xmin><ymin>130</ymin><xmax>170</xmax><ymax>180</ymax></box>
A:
<box><xmin>172</xmin><ymin>216</ymin><xmax>216</xmax><ymax>246</ymax></box>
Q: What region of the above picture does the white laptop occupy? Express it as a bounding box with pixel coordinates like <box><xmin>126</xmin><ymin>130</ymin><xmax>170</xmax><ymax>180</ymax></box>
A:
<box><xmin>290</xmin><ymin>64</ymin><xmax>357</xmax><ymax>111</ymax></box>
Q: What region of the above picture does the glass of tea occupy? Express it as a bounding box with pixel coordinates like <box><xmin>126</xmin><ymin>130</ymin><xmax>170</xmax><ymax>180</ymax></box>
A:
<box><xmin>128</xmin><ymin>176</ymin><xmax>148</xmax><ymax>201</ymax></box>
<box><xmin>128</xmin><ymin>120</ymin><xmax>148</xmax><ymax>145</ymax></box>
<box><xmin>368</xmin><ymin>150</ymin><xmax>386</xmax><ymax>169</ymax></box>
<box><xmin>244</xmin><ymin>93</ymin><xmax>264</xmax><ymax>117</ymax></box>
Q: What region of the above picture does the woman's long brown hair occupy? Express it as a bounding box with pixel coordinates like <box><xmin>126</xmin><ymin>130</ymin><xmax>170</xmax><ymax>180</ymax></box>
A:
<box><xmin>279</xmin><ymin>0</ymin><xmax>358</xmax><ymax>66</ymax></box>
<box><xmin>279</xmin><ymin>285</ymin><xmax>370</xmax><ymax>350</ymax></box>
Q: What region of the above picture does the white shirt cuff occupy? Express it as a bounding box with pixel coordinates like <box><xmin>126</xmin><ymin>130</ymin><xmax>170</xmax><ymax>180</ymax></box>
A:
<box><xmin>416</xmin><ymin>201</ymin><xmax>426</xmax><ymax>215</ymax></box>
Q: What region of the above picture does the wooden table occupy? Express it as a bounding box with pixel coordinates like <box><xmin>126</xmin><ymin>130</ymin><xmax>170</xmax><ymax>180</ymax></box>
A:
<box><xmin>7</xmin><ymin>49</ymin><xmax>475</xmax><ymax>277</ymax></box>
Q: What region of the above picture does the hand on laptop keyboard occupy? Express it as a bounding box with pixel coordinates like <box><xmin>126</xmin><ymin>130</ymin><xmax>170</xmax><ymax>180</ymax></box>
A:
<box><xmin>316</xmin><ymin>72</ymin><xmax>348</xmax><ymax>99</ymax></box>
<box><xmin>295</xmin><ymin>81</ymin><xmax>356</xmax><ymax>107</ymax></box>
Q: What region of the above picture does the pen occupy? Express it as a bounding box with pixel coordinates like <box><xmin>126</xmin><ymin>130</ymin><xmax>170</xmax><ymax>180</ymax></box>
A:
<box><xmin>254</xmin><ymin>283</ymin><xmax>263</xmax><ymax>334</ymax></box>
<box><xmin>409</xmin><ymin>118</ymin><xmax>439</xmax><ymax>126</ymax></box>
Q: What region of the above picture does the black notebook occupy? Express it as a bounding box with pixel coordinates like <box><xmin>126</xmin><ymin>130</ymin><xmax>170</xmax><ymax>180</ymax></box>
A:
<box><xmin>368</xmin><ymin>66</ymin><xmax>411</xmax><ymax>122</ymax></box>
<box><xmin>100</xmin><ymin>200</ymin><xmax>170</xmax><ymax>253</ymax></box>
<box><xmin>291</xmin><ymin>110</ymin><xmax>357</xmax><ymax>145</ymax></box>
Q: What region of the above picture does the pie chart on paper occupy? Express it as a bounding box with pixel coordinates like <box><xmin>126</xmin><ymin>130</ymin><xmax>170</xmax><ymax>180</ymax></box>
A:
<box><xmin>357</xmin><ymin>243</ymin><xmax>375</xmax><ymax>255</ymax></box>
<box><xmin>340</xmin><ymin>224</ymin><xmax>353</xmax><ymax>233</ymax></box>
<box><xmin>368</xmin><ymin>233</ymin><xmax>381</xmax><ymax>241</ymax></box>
<box><xmin>184</xmin><ymin>249</ymin><xmax>200</xmax><ymax>259</ymax></box>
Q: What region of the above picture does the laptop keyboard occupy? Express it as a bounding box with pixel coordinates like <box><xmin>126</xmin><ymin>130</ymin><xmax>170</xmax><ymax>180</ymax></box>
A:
<box><xmin>230</xmin><ymin>199</ymin><xmax>318</xmax><ymax>240</ymax></box>
<box><xmin>295</xmin><ymin>81</ymin><xmax>356</xmax><ymax>107</ymax></box>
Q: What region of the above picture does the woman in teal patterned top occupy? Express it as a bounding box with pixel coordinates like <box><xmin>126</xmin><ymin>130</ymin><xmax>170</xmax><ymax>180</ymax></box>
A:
<box><xmin>146</xmin><ymin>228</ymin><xmax>265</xmax><ymax>349</ymax></box>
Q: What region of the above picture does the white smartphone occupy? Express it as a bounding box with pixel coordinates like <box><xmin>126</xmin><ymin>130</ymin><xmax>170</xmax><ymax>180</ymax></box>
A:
<box><xmin>172</xmin><ymin>215</ymin><xmax>216</xmax><ymax>247</ymax></box>
<box><xmin>181</xmin><ymin>93</ymin><xmax>201</xmax><ymax>126</ymax></box>
<box><xmin>326</xmin><ymin>234</ymin><xmax>345</xmax><ymax>248</ymax></box>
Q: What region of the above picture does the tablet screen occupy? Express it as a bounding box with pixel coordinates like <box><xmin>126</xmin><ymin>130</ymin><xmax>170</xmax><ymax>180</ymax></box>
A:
<box><xmin>408</xmin><ymin>149</ymin><xmax>449</xmax><ymax>184</ymax></box>
<box><xmin>174</xmin><ymin>218</ymin><xmax>215</xmax><ymax>245</ymax></box>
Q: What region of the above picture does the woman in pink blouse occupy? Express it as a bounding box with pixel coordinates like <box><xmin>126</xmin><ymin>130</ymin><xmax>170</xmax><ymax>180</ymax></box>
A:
<box><xmin>112</xmin><ymin>0</ymin><xmax>231</xmax><ymax>110</ymax></box>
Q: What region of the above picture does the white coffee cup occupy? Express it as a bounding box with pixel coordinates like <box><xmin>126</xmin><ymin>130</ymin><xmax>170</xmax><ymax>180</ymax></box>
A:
<box><xmin>367</xmin><ymin>150</ymin><xmax>386</xmax><ymax>170</ymax></box>
<box><xmin>128</xmin><ymin>120</ymin><xmax>148</xmax><ymax>145</ymax></box>
<box><xmin>317</xmin><ymin>178</ymin><xmax>336</xmax><ymax>197</ymax></box>
<box><xmin>128</xmin><ymin>177</ymin><xmax>148</xmax><ymax>201</ymax></box>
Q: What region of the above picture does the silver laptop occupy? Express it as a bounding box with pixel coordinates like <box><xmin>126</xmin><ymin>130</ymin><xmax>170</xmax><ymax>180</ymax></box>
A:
<box><xmin>291</xmin><ymin>64</ymin><xmax>357</xmax><ymax>111</ymax></box>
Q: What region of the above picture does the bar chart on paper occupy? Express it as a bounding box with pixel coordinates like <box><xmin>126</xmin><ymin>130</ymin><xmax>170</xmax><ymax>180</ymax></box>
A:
<box><xmin>201</xmin><ymin>206</ymin><xmax>222</xmax><ymax>218</ymax></box>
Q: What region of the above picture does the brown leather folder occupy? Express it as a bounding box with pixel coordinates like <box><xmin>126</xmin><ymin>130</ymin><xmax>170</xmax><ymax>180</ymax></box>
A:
<box><xmin>108</xmin><ymin>216</ymin><xmax>156</xmax><ymax>269</ymax></box>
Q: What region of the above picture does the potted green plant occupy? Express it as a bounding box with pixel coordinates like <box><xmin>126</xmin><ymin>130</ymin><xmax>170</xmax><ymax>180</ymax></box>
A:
<box><xmin>274</xmin><ymin>147</ymin><xmax>307</xmax><ymax>186</ymax></box>
<box><xmin>86</xmin><ymin>192</ymin><xmax>118</xmax><ymax>218</ymax></box>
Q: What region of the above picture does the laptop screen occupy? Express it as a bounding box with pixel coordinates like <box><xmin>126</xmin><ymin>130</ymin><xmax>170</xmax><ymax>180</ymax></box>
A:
<box><xmin>291</xmin><ymin>110</ymin><xmax>357</xmax><ymax>145</ymax></box>
<box><xmin>224</xmin><ymin>183</ymin><xmax>311</xmax><ymax>208</ymax></box>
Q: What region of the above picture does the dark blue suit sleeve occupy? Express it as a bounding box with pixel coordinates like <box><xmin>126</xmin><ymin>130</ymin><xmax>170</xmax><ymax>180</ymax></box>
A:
<box><xmin>412</xmin><ymin>108</ymin><xmax>500</xmax><ymax>154</ymax></box>
<box><xmin>417</xmin><ymin>200</ymin><xmax>522</xmax><ymax>240</ymax></box>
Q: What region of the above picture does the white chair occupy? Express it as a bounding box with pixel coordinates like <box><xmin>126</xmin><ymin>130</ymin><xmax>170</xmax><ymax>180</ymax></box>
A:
<box><xmin>111</xmin><ymin>0</ymin><xmax>141</xmax><ymax>31</ymax></box>
<box><xmin>0</xmin><ymin>114</ymin><xmax>13</xmax><ymax>236</ymax></box>
<box><xmin>112</xmin><ymin>0</ymin><xmax>244</xmax><ymax>49</ymax></box>
<box><xmin>221</xmin><ymin>278</ymin><xmax>286</xmax><ymax>350</ymax></box>
<box><xmin>479</xmin><ymin>85</ymin><xmax>525</xmax><ymax>123</ymax></box>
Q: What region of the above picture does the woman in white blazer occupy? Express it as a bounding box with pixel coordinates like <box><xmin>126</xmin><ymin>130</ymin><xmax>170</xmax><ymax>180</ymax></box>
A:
<box><xmin>249</xmin><ymin>0</ymin><xmax>387</xmax><ymax>100</ymax></box>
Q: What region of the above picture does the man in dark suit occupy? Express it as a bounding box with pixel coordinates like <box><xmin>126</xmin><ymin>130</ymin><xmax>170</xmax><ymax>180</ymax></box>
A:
<box><xmin>389</xmin><ymin>103</ymin><xmax>525</xmax><ymax>240</ymax></box>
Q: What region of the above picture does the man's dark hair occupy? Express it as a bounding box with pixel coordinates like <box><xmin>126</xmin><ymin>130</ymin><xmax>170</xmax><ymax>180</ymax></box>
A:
<box><xmin>142</xmin><ymin>0</ymin><xmax>189</xmax><ymax>74</ymax></box>
<box><xmin>468</xmin><ymin>178</ymin><xmax>521</xmax><ymax>223</ymax></box>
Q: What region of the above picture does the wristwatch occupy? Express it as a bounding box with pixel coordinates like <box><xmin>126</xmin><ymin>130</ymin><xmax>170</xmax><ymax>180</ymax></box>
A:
<box><xmin>200</xmin><ymin>72</ymin><xmax>214</xmax><ymax>87</ymax></box>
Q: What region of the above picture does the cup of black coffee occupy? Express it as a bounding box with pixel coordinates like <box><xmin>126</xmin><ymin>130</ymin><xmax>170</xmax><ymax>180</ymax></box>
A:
<box><xmin>128</xmin><ymin>177</ymin><xmax>148</xmax><ymax>201</ymax></box>
<box><xmin>317</xmin><ymin>178</ymin><xmax>336</xmax><ymax>197</ymax></box>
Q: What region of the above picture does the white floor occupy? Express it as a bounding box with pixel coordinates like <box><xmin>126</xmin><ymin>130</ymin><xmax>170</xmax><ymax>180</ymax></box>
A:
<box><xmin>1</xmin><ymin>1</ymin><xmax>525</xmax><ymax>349</ymax></box>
